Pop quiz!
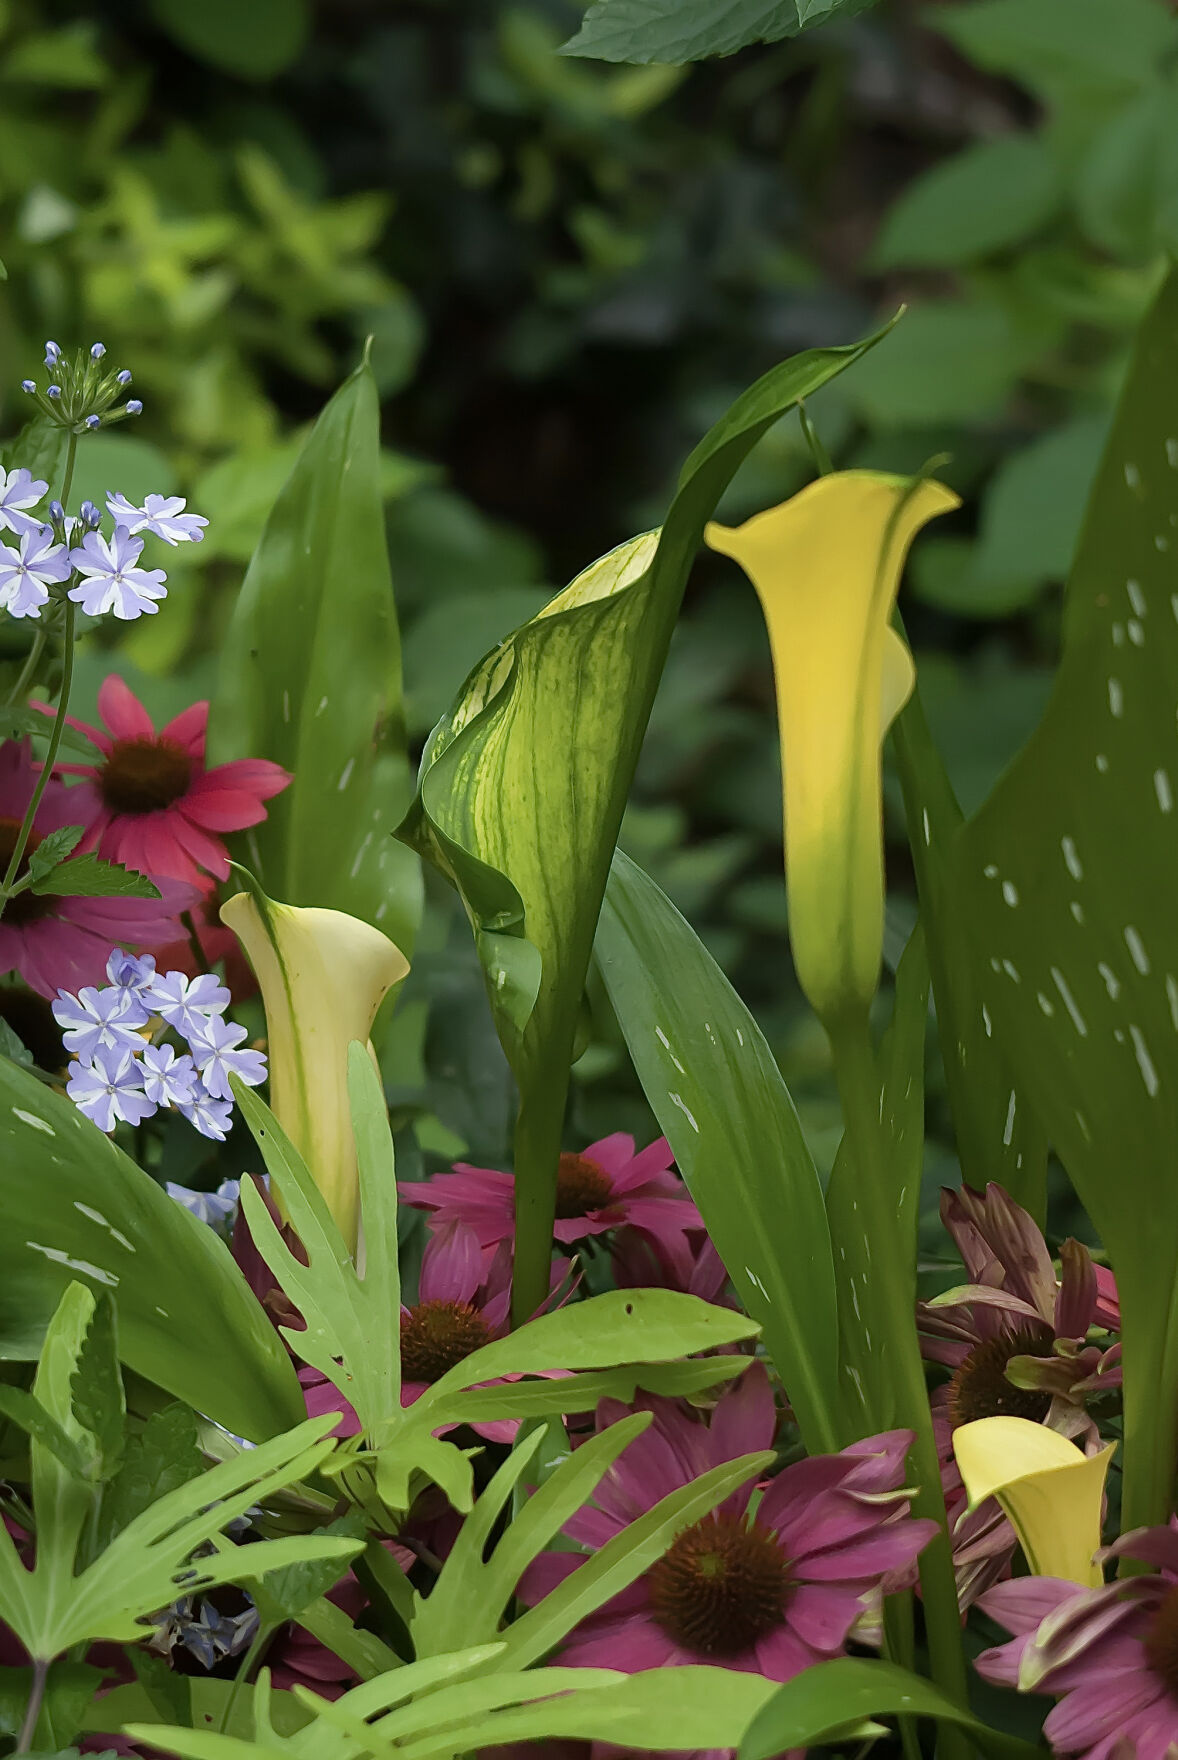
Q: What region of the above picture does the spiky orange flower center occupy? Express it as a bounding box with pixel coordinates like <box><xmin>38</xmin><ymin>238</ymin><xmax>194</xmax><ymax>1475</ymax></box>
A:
<box><xmin>400</xmin><ymin>1299</ymin><xmax>492</xmax><ymax>1383</ymax></box>
<box><xmin>554</xmin><ymin>1152</ymin><xmax>613</xmax><ymax>1219</ymax></box>
<box><xmin>100</xmin><ymin>737</ymin><xmax>191</xmax><ymax>814</ymax></box>
<box><xmin>647</xmin><ymin>1513</ymin><xmax>789</xmax><ymax>1657</ymax></box>
<box><xmin>947</xmin><ymin>1326</ymin><xmax>1053</xmax><ymax>1428</ymax></box>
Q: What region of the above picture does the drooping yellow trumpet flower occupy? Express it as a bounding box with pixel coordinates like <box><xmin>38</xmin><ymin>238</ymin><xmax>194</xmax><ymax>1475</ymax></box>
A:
<box><xmin>221</xmin><ymin>887</ymin><xmax>408</xmax><ymax>1252</ymax></box>
<box><xmin>954</xmin><ymin>1416</ymin><xmax>1114</xmax><ymax>1587</ymax></box>
<box><xmin>707</xmin><ymin>472</ymin><xmax>958</xmax><ymax>1028</ymax></box>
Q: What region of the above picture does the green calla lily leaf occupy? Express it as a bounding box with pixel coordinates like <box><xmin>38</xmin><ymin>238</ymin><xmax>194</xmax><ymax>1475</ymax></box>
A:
<box><xmin>955</xmin><ymin>263</ymin><xmax>1178</xmax><ymax>1533</ymax></box>
<box><xmin>397</xmin><ymin>323</ymin><xmax>894</xmax><ymax>1316</ymax></box>
<box><xmin>0</xmin><ymin>1057</ymin><xmax>304</xmax><ymax>1441</ymax></box>
<box><xmin>210</xmin><ymin>350</ymin><xmax>421</xmax><ymax>951</ymax></box>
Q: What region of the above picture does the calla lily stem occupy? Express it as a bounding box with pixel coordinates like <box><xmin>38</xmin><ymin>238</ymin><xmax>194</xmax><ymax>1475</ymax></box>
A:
<box><xmin>829</xmin><ymin>1012</ymin><xmax>971</xmax><ymax>1749</ymax></box>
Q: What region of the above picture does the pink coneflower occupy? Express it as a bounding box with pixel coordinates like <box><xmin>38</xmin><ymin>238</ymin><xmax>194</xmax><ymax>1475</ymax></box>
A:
<box><xmin>919</xmin><ymin>1183</ymin><xmax>1120</xmax><ymax>1608</ymax></box>
<box><xmin>521</xmin><ymin>1367</ymin><xmax>936</xmax><ymax>1683</ymax></box>
<box><xmin>42</xmin><ymin>675</ymin><xmax>289</xmax><ymax>886</ymax></box>
<box><xmin>975</xmin><ymin>1521</ymin><xmax>1178</xmax><ymax>1758</ymax></box>
<box><xmin>300</xmin><ymin>1230</ymin><xmax>573</xmax><ymax>1445</ymax></box>
<box><xmin>0</xmin><ymin>739</ymin><xmax>194</xmax><ymax>996</ymax></box>
<box><xmin>401</xmin><ymin>1133</ymin><xmax>702</xmax><ymax>1281</ymax></box>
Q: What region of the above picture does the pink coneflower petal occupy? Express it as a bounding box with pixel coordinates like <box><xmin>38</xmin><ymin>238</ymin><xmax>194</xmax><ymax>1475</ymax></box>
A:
<box><xmin>161</xmin><ymin>700</ymin><xmax>209</xmax><ymax>752</ymax></box>
<box><xmin>797</xmin><ymin>1524</ymin><xmax>939</xmax><ymax>1581</ymax></box>
<box><xmin>563</xmin><ymin>1615</ymin><xmax>684</xmax><ymax>1671</ymax></box>
<box><xmin>754</xmin><ymin>1622</ymin><xmax>824</xmax><ymax>1681</ymax></box>
<box><xmin>978</xmin><ymin>1577</ymin><xmax>1082</xmax><ymax>1636</ymax></box>
<box><xmin>98</xmin><ymin>673</ymin><xmax>156</xmax><ymax>740</ymax></box>
<box><xmin>784</xmin><ymin>1582</ymin><xmax>866</xmax><ymax>1653</ymax></box>
<box><xmin>180</xmin><ymin>788</ymin><xmax>272</xmax><ymax>832</ymax></box>
<box><xmin>1044</xmin><ymin>1675</ymin><xmax>1166</xmax><ymax>1751</ymax></box>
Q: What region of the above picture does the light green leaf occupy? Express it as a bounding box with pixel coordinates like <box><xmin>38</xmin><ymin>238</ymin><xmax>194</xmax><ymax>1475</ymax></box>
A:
<box><xmin>69</xmin><ymin>1290</ymin><xmax>124</xmax><ymax>1481</ymax></box>
<box><xmin>562</xmin><ymin>0</ymin><xmax>876</xmax><ymax>62</ymax></box>
<box><xmin>29</xmin><ymin>854</ymin><xmax>160</xmax><ymax>900</ymax></box>
<box><xmin>845</xmin><ymin>301</ymin><xmax>1041</xmax><ymax>428</ymax></box>
<box><xmin>927</xmin><ymin>0</ymin><xmax>1178</xmax><ymax>98</ymax></box>
<box><xmin>741</xmin><ymin>1657</ymin><xmax>1039</xmax><ymax>1760</ymax></box>
<box><xmin>25</xmin><ymin>826</ymin><xmax>84</xmax><ymax>884</ymax></box>
<box><xmin>0</xmin><ymin>1387</ymin><xmax>89</xmax><ymax>1479</ymax></box>
<box><xmin>1074</xmin><ymin>84</ymin><xmax>1178</xmax><ymax>260</ymax></box>
<box><xmin>955</xmin><ymin>263</ymin><xmax>1178</xmax><ymax>1532</ymax></box>
<box><xmin>495</xmin><ymin>1451</ymin><xmax>772</xmax><ymax>1669</ymax></box>
<box><xmin>0</xmin><ymin>1058</ymin><xmax>304</xmax><ymax>1442</ymax></box>
<box><xmin>596</xmin><ymin>848</ymin><xmax>840</xmax><ymax>1451</ymax></box>
<box><xmin>872</xmin><ymin>135</ymin><xmax>1059</xmax><ymax>269</ymax></box>
<box><xmin>210</xmin><ymin>353</ymin><xmax>421</xmax><ymax>948</ymax></box>
<box><xmin>396</xmin><ymin>323</ymin><xmax>893</xmax><ymax>1319</ymax></box>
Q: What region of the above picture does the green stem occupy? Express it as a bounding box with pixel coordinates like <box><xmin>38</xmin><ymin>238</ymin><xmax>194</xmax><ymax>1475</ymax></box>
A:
<box><xmin>58</xmin><ymin>430</ymin><xmax>78</xmax><ymax>513</ymax></box>
<box><xmin>798</xmin><ymin>400</ymin><xmax>833</xmax><ymax>475</ymax></box>
<box><xmin>15</xmin><ymin>1656</ymin><xmax>48</xmax><ymax>1755</ymax></box>
<box><xmin>3</xmin><ymin>627</ymin><xmax>48</xmax><ymax>710</ymax></box>
<box><xmin>828</xmin><ymin>1012</ymin><xmax>971</xmax><ymax>1739</ymax></box>
<box><xmin>0</xmin><ymin>598</ymin><xmax>77</xmax><ymax>909</ymax></box>
<box><xmin>510</xmin><ymin>1070</ymin><xmax>567</xmax><ymax>1327</ymax></box>
<box><xmin>217</xmin><ymin>1622</ymin><xmax>274</xmax><ymax>1734</ymax></box>
<box><xmin>182</xmin><ymin>908</ymin><xmax>209</xmax><ymax>975</ymax></box>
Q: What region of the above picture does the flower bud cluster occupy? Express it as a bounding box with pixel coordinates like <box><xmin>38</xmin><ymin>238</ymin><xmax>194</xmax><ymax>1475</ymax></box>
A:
<box><xmin>21</xmin><ymin>339</ymin><xmax>141</xmax><ymax>431</ymax></box>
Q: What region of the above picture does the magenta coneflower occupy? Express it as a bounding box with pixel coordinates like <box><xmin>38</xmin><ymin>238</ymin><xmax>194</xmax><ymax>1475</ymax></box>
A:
<box><xmin>300</xmin><ymin>1230</ymin><xmax>573</xmax><ymax>1445</ymax></box>
<box><xmin>975</xmin><ymin>1521</ymin><xmax>1178</xmax><ymax>1758</ymax></box>
<box><xmin>42</xmin><ymin>675</ymin><xmax>289</xmax><ymax>886</ymax></box>
<box><xmin>0</xmin><ymin>739</ymin><xmax>194</xmax><ymax>996</ymax></box>
<box><xmin>520</xmin><ymin>1366</ymin><xmax>936</xmax><ymax>1681</ymax></box>
<box><xmin>401</xmin><ymin>1132</ymin><xmax>702</xmax><ymax>1281</ymax></box>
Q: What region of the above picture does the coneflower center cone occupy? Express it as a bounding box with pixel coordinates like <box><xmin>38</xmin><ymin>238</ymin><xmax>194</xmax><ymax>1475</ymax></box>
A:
<box><xmin>555</xmin><ymin>1152</ymin><xmax>613</xmax><ymax>1219</ymax></box>
<box><xmin>100</xmin><ymin>736</ymin><xmax>191</xmax><ymax>814</ymax></box>
<box><xmin>947</xmin><ymin>1326</ymin><xmax>1053</xmax><ymax>1428</ymax></box>
<box><xmin>400</xmin><ymin>1299</ymin><xmax>492</xmax><ymax>1382</ymax></box>
<box><xmin>647</xmin><ymin>1514</ymin><xmax>789</xmax><ymax>1656</ymax></box>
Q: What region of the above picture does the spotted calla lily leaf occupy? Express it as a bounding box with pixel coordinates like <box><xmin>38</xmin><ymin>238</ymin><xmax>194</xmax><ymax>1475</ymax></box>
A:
<box><xmin>955</xmin><ymin>264</ymin><xmax>1178</xmax><ymax>1534</ymax></box>
<box><xmin>210</xmin><ymin>350</ymin><xmax>421</xmax><ymax>951</ymax></box>
<box><xmin>397</xmin><ymin>324</ymin><xmax>893</xmax><ymax>1318</ymax></box>
<box><xmin>0</xmin><ymin>1056</ymin><xmax>304</xmax><ymax>1441</ymax></box>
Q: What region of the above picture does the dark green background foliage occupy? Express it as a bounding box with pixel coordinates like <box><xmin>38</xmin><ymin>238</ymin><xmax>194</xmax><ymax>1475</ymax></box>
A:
<box><xmin>4</xmin><ymin>0</ymin><xmax>1172</xmax><ymax>1249</ymax></box>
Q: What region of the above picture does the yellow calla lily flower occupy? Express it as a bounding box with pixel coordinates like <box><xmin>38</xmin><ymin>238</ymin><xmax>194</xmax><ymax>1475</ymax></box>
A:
<box><xmin>221</xmin><ymin>888</ymin><xmax>409</xmax><ymax>1252</ymax></box>
<box><xmin>706</xmin><ymin>471</ymin><xmax>958</xmax><ymax>1027</ymax></box>
<box><xmin>953</xmin><ymin>1416</ymin><xmax>1115</xmax><ymax>1587</ymax></box>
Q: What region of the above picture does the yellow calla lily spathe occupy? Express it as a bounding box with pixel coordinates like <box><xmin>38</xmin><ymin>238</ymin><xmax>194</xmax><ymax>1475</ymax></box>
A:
<box><xmin>953</xmin><ymin>1415</ymin><xmax>1115</xmax><ymax>1587</ymax></box>
<box><xmin>221</xmin><ymin>887</ymin><xmax>409</xmax><ymax>1252</ymax></box>
<box><xmin>706</xmin><ymin>471</ymin><xmax>958</xmax><ymax>1027</ymax></box>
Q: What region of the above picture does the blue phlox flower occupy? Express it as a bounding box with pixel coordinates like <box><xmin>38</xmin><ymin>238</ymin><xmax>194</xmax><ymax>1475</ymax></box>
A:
<box><xmin>106</xmin><ymin>491</ymin><xmax>208</xmax><ymax>546</ymax></box>
<box><xmin>187</xmin><ymin>1013</ymin><xmax>267</xmax><ymax>1100</ymax></box>
<box><xmin>67</xmin><ymin>527</ymin><xmax>167</xmax><ymax>621</ymax></box>
<box><xmin>165</xmin><ymin>1176</ymin><xmax>241</xmax><ymax>1231</ymax></box>
<box><xmin>105</xmin><ymin>949</ymin><xmax>157</xmax><ymax>996</ymax></box>
<box><xmin>43</xmin><ymin>341</ymin><xmax>60</xmax><ymax>366</ymax></box>
<box><xmin>0</xmin><ymin>468</ymin><xmax>49</xmax><ymax>537</ymax></box>
<box><xmin>177</xmin><ymin>1083</ymin><xmax>235</xmax><ymax>1141</ymax></box>
<box><xmin>0</xmin><ymin>524</ymin><xmax>71</xmax><ymax>620</ymax></box>
<box><xmin>146</xmin><ymin>968</ymin><xmax>230</xmax><ymax>1038</ymax></box>
<box><xmin>141</xmin><ymin>1043</ymin><xmax>199</xmax><ymax>1109</ymax></box>
<box><xmin>52</xmin><ymin>983</ymin><xmax>149</xmax><ymax>1060</ymax></box>
<box><xmin>66</xmin><ymin>1045</ymin><xmax>156</xmax><ymax>1134</ymax></box>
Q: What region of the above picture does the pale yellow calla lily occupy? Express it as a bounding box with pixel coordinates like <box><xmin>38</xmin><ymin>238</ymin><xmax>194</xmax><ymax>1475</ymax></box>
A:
<box><xmin>953</xmin><ymin>1415</ymin><xmax>1115</xmax><ymax>1587</ymax></box>
<box><xmin>221</xmin><ymin>888</ymin><xmax>409</xmax><ymax>1252</ymax></box>
<box><xmin>706</xmin><ymin>471</ymin><xmax>958</xmax><ymax>1026</ymax></box>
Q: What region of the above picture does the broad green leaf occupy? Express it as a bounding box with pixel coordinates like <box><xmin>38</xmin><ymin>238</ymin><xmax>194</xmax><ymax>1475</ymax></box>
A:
<box><xmin>845</xmin><ymin>301</ymin><xmax>1041</xmax><ymax>429</ymax></box>
<box><xmin>562</xmin><ymin>0</ymin><xmax>876</xmax><ymax>62</ymax></box>
<box><xmin>494</xmin><ymin>1451</ymin><xmax>772</xmax><ymax>1670</ymax></box>
<box><xmin>29</xmin><ymin>1285</ymin><xmax>102</xmax><ymax>1625</ymax></box>
<box><xmin>1075</xmin><ymin>84</ymin><xmax>1178</xmax><ymax>260</ymax></box>
<box><xmin>928</xmin><ymin>0</ymin><xmax>1178</xmax><ymax>98</ymax></box>
<box><xmin>322</xmin><ymin>1667</ymin><xmax>621</xmax><ymax>1757</ymax></box>
<box><xmin>0</xmin><ymin>1387</ymin><xmax>88</xmax><ymax>1478</ymax></box>
<box><xmin>955</xmin><ymin>263</ymin><xmax>1178</xmax><ymax>1532</ymax></box>
<box><xmin>872</xmin><ymin>135</ymin><xmax>1059</xmax><ymax>269</ymax></box>
<box><xmin>596</xmin><ymin>848</ymin><xmax>840</xmax><ymax>1451</ymax></box>
<box><xmin>423</xmin><ymin>1355</ymin><xmax>746</xmax><ymax>1426</ymax></box>
<box><xmin>210</xmin><ymin>353</ymin><xmax>421</xmax><ymax>949</ymax></box>
<box><xmin>395</xmin><ymin>324</ymin><xmax>892</xmax><ymax>1318</ymax></box>
<box><xmin>250</xmin><ymin>1512</ymin><xmax>370</xmax><ymax>1626</ymax></box>
<box><xmin>0</xmin><ymin>1663</ymin><xmax>105</xmax><ymax>1752</ymax></box>
<box><xmin>293</xmin><ymin>1596</ymin><xmax>401</xmax><ymax>1681</ymax></box>
<box><xmin>93</xmin><ymin>1403</ymin><xmax>203</xmax><ymax>1552</ymax></box>
<box><xmin>0</xmin><ymin>1058</ymin><xmax>304</xmax><ymax>1441</ymax></box>
<box><xmin>0</xmin><ymin>709</ymin><xmax>93</xmax><ymax>759</ymax></box>
<box><xmin>741</xmin><ymin>1657</ymin><xmax>1039</xmax><ymax>1760</ymax></box>
<box><xmin>28</xmin><ymin>853</ymin><xmax>160</xmax><ymax>900</ymax></box>
<box><xmin>69</xmin><ymin>1291</ymin><xmax>124</xmax><ymax>1482</ymax></box>
<box><xmin>148</xmin><ymin>0</ymin><xmax>309</xmax><ymax>79</ymax></box>
<box><xmin>395</xmin><ymin>1667</ymin><xmax>783</xmax><ymax>1759</ymax></box>
<box><xmin>892</xmin><ymin>675</ymin><xmax>1049</xmax><ymax>1218</ymax></box>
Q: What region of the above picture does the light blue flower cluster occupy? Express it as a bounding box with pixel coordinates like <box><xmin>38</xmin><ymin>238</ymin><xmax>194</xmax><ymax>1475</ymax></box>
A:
<box><xmin>0</xmin><ymin>341</ymin><xmax>207</xmax><ymax>624</ymax></box>
<box><xmin>54</xmin><ymin>950</ymin><xmax>266</xmax><ymax>1140</ymax></box>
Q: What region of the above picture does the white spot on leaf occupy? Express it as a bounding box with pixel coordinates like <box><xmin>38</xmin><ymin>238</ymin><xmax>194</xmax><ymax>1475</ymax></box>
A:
<box><xmin>1061</xmin><ymin>837</ymin><xmax>1083</xmax><ymax>882</ymax></box>
<box><xmin>1124</xmin><ymin>925</ymin><xmax>1151</xmax><ymax>976</ymax></box>
<box><xmin>1129</xmin><ymin>1024</ymin><xmax>1160</xmax><ymax>1098</ymax></box>
<box><xmin>1051</xmin><ymin>967</ymin><xmax>1087</xmax><ymax>1037</ymax></box>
